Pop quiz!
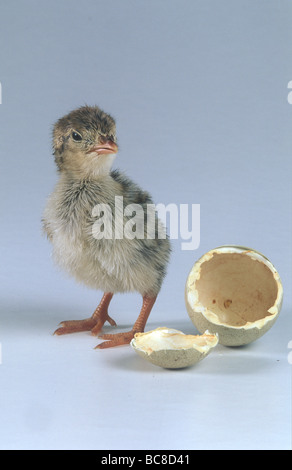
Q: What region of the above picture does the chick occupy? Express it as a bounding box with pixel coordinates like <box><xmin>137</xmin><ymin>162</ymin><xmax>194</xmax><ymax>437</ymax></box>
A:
<box><xmin>43</xmin><ymin>105</ymin><xmax>171</xmax><ymax>348</ymax></box>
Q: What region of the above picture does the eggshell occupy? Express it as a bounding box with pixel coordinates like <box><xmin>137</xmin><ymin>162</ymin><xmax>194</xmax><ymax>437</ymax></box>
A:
<box><xmin>130</xmin><ymin>327</ymin><xmax>218</xmax><ymax>369</ymax></box>
<box><xmin>185</xmin><ymin>246</ymin><xmax>283</xmax><ymax>346</ymax></box>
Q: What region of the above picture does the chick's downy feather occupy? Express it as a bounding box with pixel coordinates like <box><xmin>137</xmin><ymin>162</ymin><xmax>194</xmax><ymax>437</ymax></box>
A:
<box><xmin>43</xmin><ymin>169</ymin><xmax>171</xmax><ymax>297</ymax></box>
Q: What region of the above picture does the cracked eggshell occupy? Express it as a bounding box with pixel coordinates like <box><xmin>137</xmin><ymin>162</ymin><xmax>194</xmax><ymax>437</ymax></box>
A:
<box><xmin>185</xmin><ymin>246</ymin><xmax>283</xmax><ymax>346</ymax></box>
<box><xmin>130</xmin><ymin>327</ymin><xmax>218</xmax><ymax>369</ymax></box>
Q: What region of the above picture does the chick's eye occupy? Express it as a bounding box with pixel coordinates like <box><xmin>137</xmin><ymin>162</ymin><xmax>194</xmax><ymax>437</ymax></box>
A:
<box><xmin>72</xmin><ymin>131</ymin><xmax>82</xmax><ymax>142</ymax></box>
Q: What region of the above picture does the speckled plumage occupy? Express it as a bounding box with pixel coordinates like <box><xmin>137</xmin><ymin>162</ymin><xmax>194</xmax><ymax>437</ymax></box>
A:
<box><xmin>43</xmin><ymin>168</ymin><xmax>170</xmax><ymax>296</ymax></box>
<box><xmin>42</xmin><ymin>105</ymin><xmax>171</xmax><ymax>347</ymax></box>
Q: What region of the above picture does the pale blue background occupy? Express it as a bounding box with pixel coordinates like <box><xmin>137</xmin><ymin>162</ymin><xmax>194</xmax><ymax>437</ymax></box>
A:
<box><xmin>0</xmin><ymin>0</ymin><xmax>291</xmax><ymax>450</ymax></box>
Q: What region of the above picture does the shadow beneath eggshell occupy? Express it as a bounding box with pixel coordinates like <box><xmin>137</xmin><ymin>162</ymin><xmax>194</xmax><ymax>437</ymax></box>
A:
<box><xmin>105</xmin><ymin>351</ymin><xmax>157</xmax><ymax>373</ymax></box>
<box><xmin>104</xmin><ymin>350</ymin><xmax>198</xmax><ymax>373</ymax></box>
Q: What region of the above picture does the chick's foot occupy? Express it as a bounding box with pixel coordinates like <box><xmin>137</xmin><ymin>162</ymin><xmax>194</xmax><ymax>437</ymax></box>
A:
<box><xmin>96</xmin><ymin>330</ymin><xmax>136</xmax><ymax>349</ymax></box>
<box><xmin>53</xmin><ymin>292</ymin><xmax>115</xmax><ymax>336</ymax></box>
<box><xmin>96</xmin><ymin>295</ymin><xmax>157</xmax><ymax>349</ymax></box>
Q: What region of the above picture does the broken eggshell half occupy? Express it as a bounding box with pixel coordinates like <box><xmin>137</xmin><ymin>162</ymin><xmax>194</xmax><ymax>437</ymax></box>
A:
<box><xmin>130</xmin><ymin>327</ymin><xmax>218</xmax><ymax>369</ymax></box>
<box><xmin>185</xmin><ymin>245</ymin><xmax>283</xmax><ymax>346</ymax></box>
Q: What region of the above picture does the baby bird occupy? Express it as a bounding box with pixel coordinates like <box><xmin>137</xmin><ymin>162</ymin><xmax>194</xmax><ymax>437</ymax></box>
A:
<box><xmin>43</xmin><ymin>105</ymin><xmax>171</xmax><ymax>348</ymax></box>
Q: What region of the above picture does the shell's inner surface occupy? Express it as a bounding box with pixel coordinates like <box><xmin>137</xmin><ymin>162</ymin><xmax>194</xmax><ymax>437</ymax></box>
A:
<box><xmin>132</xmin><ymin>328</ymin><xmax>218</xmax><ymax>355</ymax></box>
<box><xmin>196</xmin><ymin>253</ymin><xmax>278</xmax><ymax>327</ymax></box>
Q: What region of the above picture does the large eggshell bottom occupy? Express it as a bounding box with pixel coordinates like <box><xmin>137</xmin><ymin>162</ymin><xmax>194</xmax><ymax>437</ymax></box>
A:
<box><xmin>186</xmin><ymin>248</ymin><xmax>283</xmax><ymax>346</ymax></box>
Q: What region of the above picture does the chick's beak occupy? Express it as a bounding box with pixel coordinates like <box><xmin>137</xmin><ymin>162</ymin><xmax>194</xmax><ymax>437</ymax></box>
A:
<box><xmin>87</xmin><ymin>139</ymin><xmax>118</xmax><ymax>156</ymax></box>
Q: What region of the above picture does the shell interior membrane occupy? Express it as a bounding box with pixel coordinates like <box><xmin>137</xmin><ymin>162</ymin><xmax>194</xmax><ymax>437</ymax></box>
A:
<box><xmin>194</xmin><ymin>251</ymin><xmax>280</xmax><ymax>328</ymax></box>
<box><xmin>132</xmin><ymin>327</ymin><xmax>218</xmax><ymax>355</ymax></box>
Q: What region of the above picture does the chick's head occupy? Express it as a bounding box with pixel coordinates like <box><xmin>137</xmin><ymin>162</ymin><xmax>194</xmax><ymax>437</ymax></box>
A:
<box><xmin>53</xmin><ymin>105</ymin><xmax>118</xmax><ymax>177</ymax></box>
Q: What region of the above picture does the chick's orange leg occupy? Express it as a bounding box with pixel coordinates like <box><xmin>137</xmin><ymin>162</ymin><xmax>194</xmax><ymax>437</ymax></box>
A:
<box><xmin>54</xmin><ymin>292</ymin><xmax>116</xmax><ymax>336</ymax></box>
<box><xmin>96</xmin><ymin>295</ymin><xmax>157</xmax><ymax>349</ymax></box>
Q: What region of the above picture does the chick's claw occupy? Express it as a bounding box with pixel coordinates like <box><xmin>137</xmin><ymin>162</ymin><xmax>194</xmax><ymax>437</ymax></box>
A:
<box><xmin>54</xmin><ymin>318</ymin><xmax>98</xmax><ymax>336</ymax></box>
<box><xmin>96</xmin><ymin>330</ymin><xmax>136</xmax><ymax>349</ymax></box>
<box><xmin>54</xmin><ymin>313</ymin><xmax>117</xmax><ymax>336</ymax></box>
<box><xmin>53</xmin><ymin>292</ymin><xmax>116</xmax><ymax>336</ymax></box>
